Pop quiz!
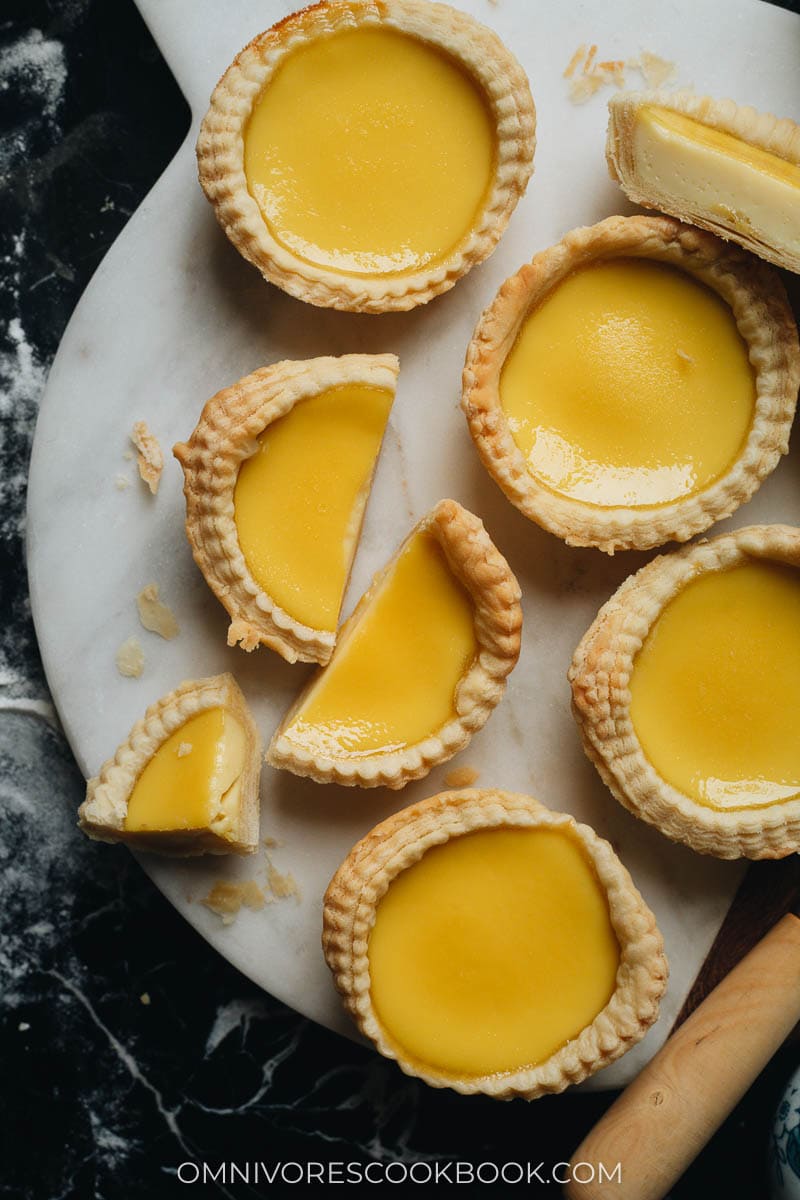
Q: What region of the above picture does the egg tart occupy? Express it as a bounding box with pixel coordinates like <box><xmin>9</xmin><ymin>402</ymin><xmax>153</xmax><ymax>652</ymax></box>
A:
<box><xmin>79</xmin><ymin>674</ymin><xmax>261</xmax><ymax>856</ymax></box>
<box><xmin>175</xmin><ymin>354</ymin><xmax>397</xmax><ymax>664</ymax></box>
<box><xmin>323</xmin><ymin>788</ymin><xmax>667</xmax><ymax>1097</ymax></box>
<box><xmin>267</xmin><ymin>500</ymin><xmax>522</xmax><ymax>789</ymax></box>
<box><xmin>463</xmin><ymin>215</ymin><xmax>799</xmax><ymax>554</ymax></box>
<box><xmin>570</xmin><ymin>525</ymin><xmax>800</xmax><ymax>859</ymax></box>
<box><xmin>196</xmin><ymin>0</ymin><xmax>535</xmax><ymax>313</ymax></box>
<box><xmin>607</xmin><ymin>91</ymin><xmax>800</xmax><ymax>275</ymax></box>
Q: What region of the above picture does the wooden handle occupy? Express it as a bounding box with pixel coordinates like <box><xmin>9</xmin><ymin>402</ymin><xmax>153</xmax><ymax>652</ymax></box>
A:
<box><xmin>564</xmin><ymin>913</ymin><xmax>800</xmax><ymax>1200</ymax></box>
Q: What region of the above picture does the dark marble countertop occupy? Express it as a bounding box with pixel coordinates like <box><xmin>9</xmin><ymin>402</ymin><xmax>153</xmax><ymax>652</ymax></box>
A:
<box><xmin>2</xmin><ymin>2</ymin><xmax>799</xmax><ymax>1196</ymax></box>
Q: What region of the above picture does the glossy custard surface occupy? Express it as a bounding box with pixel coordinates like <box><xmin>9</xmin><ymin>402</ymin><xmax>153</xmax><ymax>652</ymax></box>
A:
<box><xmin>234</xmin><ymin>384</ymin><xmax>392</xmax><ymax>633</ymax></box>
<box><xmin>633</xmin><ymin>106</ymin><xmax>800</xmax><ymax>253</ymax></box>
<box><xmin>281</xmin><ymin>532</ymin><xmax>477</xmax><ymax>759</ymax></box>
<box><xmin>499</xmin><ymin>258</ymin><xmax>755</xmax><ymax>507</ymax></box>
<box><xmin>630</xmin><ymin>561</ymin><xmax>800</xmax><ymax>810</ymax></box>
<box><xmin>369</xmin><ymin>827</ymin><xmax>620</xmax><ymax>1077</ymax></box>
<box><xmin>244</xmin><ymin>27</ymin><xmax>496</xmax><ymax>276</ymax></box>
<box><xmin>124</xmin><ymin>707</ymin><xmax>246</xmax><ymax>832</ymax></box>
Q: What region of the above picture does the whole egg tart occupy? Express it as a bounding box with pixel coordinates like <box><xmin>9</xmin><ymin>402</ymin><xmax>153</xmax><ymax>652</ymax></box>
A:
<box><xmin>570</xmin><ymin>525</ymin><xmax>800</xmax><ymax>860</ymax></box>
<box><xmin>607</xmin><ymin>91</ymin><xmax>800</xmax><ymax>275</ymax></box>
<box><xmin>79</xmin><ymin>674</ymin><xmax>262</xmax><ymax>857</ymax></box>
<box><xmin>462</xmin><ymin>214</ymin><xmax>800</xmax><ymax>553</ymax></box>
<box><xmin>174</xmin><ymin>354</ymin><xmax>398</xmax><ymax>665</ymax></box>
<box><xmin>267</xmin><ymin>500</ymin><xmax>522</xmax><ymax>789</ymax></box>
<box><xmin>196</xmin><ymin>0</ymin><xmax>536</xmax><ymax>313</ymax></box>
<box><xmin>322</xmin><ymin>788</ymin><xmax>667</xmax><ymax>1098</ymax></box>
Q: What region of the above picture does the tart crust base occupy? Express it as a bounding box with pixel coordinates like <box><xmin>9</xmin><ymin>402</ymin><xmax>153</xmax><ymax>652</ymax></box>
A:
<box><xmin>78</xmin><ymin>673</ymin><xmax>262</xmax><ymax>856</ymax></box>
<box><xmin>196</xmin><ymin>0</ymin><xmax>536</xmax><ymax>313</ymax></box>
<box><xmin>174</xmin><ymin>353</ymin><xmax>398</xmax><ymax>666</ymax></box>
<box><xmin>322</xmin><ymin>788</ymin><xmax>668</xmax><ymax>1098</ymax></box>
<box><xmin>607</xmin><ymin>90</ymin><xmax>800</xmax><ymax>275</ymax></box>
<box><xmin>267</xmin><ymin>499</ymin><xmax>522</xmax><ymax>789</ymax></box>
<box><xmin>570</xmin><ymin>524</ymin><xmax>800</xmax><ymax>859</ymax></box>
<box><xmin>462</xmin><ymin>214</ymin><xmax>800</xmax><ymax>554</ymax></box>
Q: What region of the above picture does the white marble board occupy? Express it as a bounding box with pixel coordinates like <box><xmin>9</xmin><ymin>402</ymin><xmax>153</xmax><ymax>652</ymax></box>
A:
<box><xmin>26</xmin><ymin>0</ymin><xmax>800</xmax><ymax>1089</ymax></box>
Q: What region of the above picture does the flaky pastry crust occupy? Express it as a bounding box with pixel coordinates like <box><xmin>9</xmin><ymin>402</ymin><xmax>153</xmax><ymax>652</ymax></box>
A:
<box><xmin>322</xmin><ymin>788</ymin><xmax>668</xmax><ymax>1098</ymax></box>
<box><xmin>462</xmin><ymin>214</ymin><xmax>800</xmax><ymax>554</ymax></box>
<box><xmin>174</xmin><ymin>354</ymin><xmax>398</xmax><ymax>665</ymax></box>
<box><xmin>607</xmin><ymin>91</ymin><xmax>800</xmax><ymax>274</ymax></box>
<box><xmin>196</xmin><ymin>0</ymin><xmax>535</xmax><ymax>313</ymax></box>
<box><xmin>267</xmin><ymin>500</ymin><xmax>522</xmax><ymax>789</ymax></box>
<box><xmin>570</xmin><ymin>525</ymin><xmax>800</xmax><ymax>860</ymax></box>
<box><xmin>79</xmin><ymin>674</ymin><xmax>262</xmax><ymax>856</ymax></box>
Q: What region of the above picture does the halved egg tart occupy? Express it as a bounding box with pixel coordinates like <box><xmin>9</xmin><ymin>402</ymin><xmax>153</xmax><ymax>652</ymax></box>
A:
<box><xmin>323</xmin><ymin>788</ymin><xmax>667</xmax><ymax>1097</ymax></box>
<box><xmin>79</xmin><ymin>674</ymin><xmax>261</xmax><ymax>856</ymax></box>
<box><xmin>607</xmin><ymin>91</ymin><xmax>800</xmax><ymax>275</ymax></box>
<box><xmin>196</xmin><ymin>0</ymin><xmax>535</xmax><ymax>312</ymax></box>
<box><xmin>267</xmin><ymin>500</ymin><xmax>522</xmax><ymax>789</ymax></box>
<box><xmin>462</xmin><ymin>214</ymin><xmax>799</xmax><ymax>553</ymax></box>
<box><xmin>175</xmin><ymin>354</ymin><xmax>397</xmax><ymax>664</ymax></box>
<box><xmin>570</xmin><ymin>525</ymin><xmax>800</xmax><ymax>859</ymax></box>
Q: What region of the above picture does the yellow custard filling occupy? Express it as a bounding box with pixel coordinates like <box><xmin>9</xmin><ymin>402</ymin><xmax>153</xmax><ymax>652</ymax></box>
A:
<box><xmin>634</xmin><ymin>107</ymin><xmax>800</xmax><ymax>252</ymax></box>
<box><xmin>233</xmin><ymin>384</ymin><xmax>392</xmax><ymax>633</ymax></box>
<box><xmin>499</xmin><ymin>258</ymin><xmax>755</xmax><ymax>508</ymax></box>
<box><xmin>124</xmin><ymin>707</ymin><xmax>246</xmax><ymax>832</ymax></box>
<box><xmin>369</xmin><ymin>827</ymin><xmax>620</xmax><ymax>1078</ymax></box>
<box><xmin>630</xmin><ymin>561</ymin><xmax>800</xmax><ymax>810</ymax></box>
<box><xmin>281</xmin><ymin>531</ymin><xmax>477</xmax><ymax>759</ymax></box>
<box><xmin>243</xmin><ymin>27</ymin><xmax>496</xmax><ymax>276</ymax></box>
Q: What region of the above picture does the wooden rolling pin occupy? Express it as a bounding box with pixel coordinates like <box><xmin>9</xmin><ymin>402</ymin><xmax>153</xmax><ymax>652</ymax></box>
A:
<box><xmin>564</xmin><ymin>909</ymin><xmax>800</xmax><ymax>1200</ymax></box>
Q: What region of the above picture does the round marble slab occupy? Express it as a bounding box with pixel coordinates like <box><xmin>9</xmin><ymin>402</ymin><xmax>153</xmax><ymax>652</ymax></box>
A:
<box><xmin>27</xmin><ymin>0</ymin><xmax>800</xmax><ymax>1089</ymax></box>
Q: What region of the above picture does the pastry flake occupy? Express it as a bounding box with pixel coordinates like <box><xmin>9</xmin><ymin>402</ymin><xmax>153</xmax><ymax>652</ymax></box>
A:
<box><xmin>130</xmin><ymin>420</ymin><xmax>163</xmax><ymax>495</ymax></box>
<box><xmin>196</xmin><ymin>0</ymin><xmax>535</xmax><ymax>313</ymax></box>
<box><xmin>267</xmin><ymin>500</ymin><xmax>522</xmax><ymax>789</ymax></box>
<box><xmin>136</xmin><ymin>582</ymin><xmax>179</xmax><ymax>640</ymax></box>
<box><xmin>323</xmin><ymin>789</ymin><xmax>667</xmax><ymax>1097</ymax></box>
<box><xmin>175</xmin><ymin>354</ymin><xmax>398</xmax><ymax>665</ymax></box>
<box><xmin>79</xmin><ymin>674</ymin><xmax>262</xmax><ymax>856</ymax></box>
<box><xmin>462</xmin><ymin>214</ymin><xmax>800</xmax><ymax>553</ymax></box>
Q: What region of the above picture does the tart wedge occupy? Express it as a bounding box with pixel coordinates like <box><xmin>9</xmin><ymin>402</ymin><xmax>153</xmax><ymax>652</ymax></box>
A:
<box><xmin>267</xmin><ymin>500</ymin><xmax>522</xmax><ymax>789</ymax></box>
<box><xmin>607</xmin><ymin>91</ymin><xmax>800</xmax><ymax>275</ymax></box>
<box><xmin>79</xmin><ymin>674</ymin><xmax>261</xmax><ymax>856</ymax></box>
<box><xmin>463</xmin><ymin>214</ymin><xmax>799</xmax><ymax>553</ymax></box>
<box><xmin>570</xmin><ymin>525</ymin><xmax>800</xmax><ymax>859</ymax></box>
<box><xmin>196</xmin><ymin>0</ymin><xmax>535</xmax><ymax>313</ymax></box>
<box><xmin>174</xmin><ymin>354</ymin><xmax>397</xmax><ymax>664</ymax></box>
<box><xmin>323</xmin><ymin>788</ymin><xmax>667</xmax><ymax>1097</ymax></box>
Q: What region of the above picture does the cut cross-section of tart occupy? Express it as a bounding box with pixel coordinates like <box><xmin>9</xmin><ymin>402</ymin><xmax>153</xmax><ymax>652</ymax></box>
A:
<box><xmin>607</xmin><ymin>91</ymin><xmax>800</xmax><ymax>275</ymax></box>
<box><xmin>268</xmin><ymin>500</ymin><xmax>522</xmax><ymax>789</ymax></box>
<box><xmin>570</xmin><ymin>525</ymin><xmax>800</xmax><ymax>860</ymax></box>
<box><xmin>196</xmin><ymin>0</ymin><xmax>535</xmax><ymax>313</ymax></box>
<box><xmin>463</xmin><ymin>214</ymin><xmax>800</xmax><ymax>553</ymax></box>
<box><xmin>78</xmin><ymin>674</ymin><xmax>262</xmax><ymax>856</ymax></box>
<box><xmin>174</xmin><ymin>354</ymin><xmax>397</xmax><ymax>665</ymax></box>
<box><xmin>323</xmin><ymin>789</ymin><xmax>667</xmax><ymax>1097</ymax></box>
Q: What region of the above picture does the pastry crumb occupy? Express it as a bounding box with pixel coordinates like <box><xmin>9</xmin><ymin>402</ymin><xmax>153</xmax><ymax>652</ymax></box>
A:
<box><xmin>136</xmin><ymin>582</ymin><xmax>179</xmax><ymax>640</ymax></box>
<box><xmin>566</xmin><ymin>44</ymin><xmax>676</xmax><ymax>103</ymax></box>
<box><xmin>115</xmin><ymin>474</ymin><xmax>130</xmax><ymax>491</ymax></box>
<box><xmin>177</xmin><ymin>742</ymin><xmax>193</xmax><ymax>758</ymax></box>
<box><xmin>636</xmin><ymin>50</ymin><xmax>676</xmax><ymax>89</ymax></box>
<box><xmin>268</xmin><ymin>863</ymin><xmax>300</xmax><ymax>902</ymax></box>
<box><xmin>139</xmin><ymin>992</ymin><xmax>151</xmax><ymax>1006</ymax></box>
<box><xmin>115</xmin><ymin>636</ymin><xmax>144</xmax><ymax>678</ymax></box>
<box><xmin>201</xmin><ymin>880</ymin><xmax>267</xmax><ymax>925</ymax></box>
<box><xmin>444</xmin><ymin>766</ymin><xmax>480</xmax><ymax>789</ymax></box>
<box><xmin>563</xmin><ymin>43</ymin><xmax>586</xmax><ymax>79</ymax></box>
<box><xmin>130</xmin><ymin>420</ymin><xmax>164</xmax><ymax>495</ymax></box>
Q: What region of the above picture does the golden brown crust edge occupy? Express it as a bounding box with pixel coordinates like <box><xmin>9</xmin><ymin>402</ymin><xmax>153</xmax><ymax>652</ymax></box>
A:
<box><xmin>78</xmin><ymin>673</ymin><xmax>262</xmax><ymax>856</ymax></box>
<box><xmin>569</xmin><ymin>524</ymin><xmax>800</xmax><ymax>860</ymax></box>
<box><xmin>196</xmin><ymin>0</ymin><xmax>536</xmax><ymax>313</ymax></box>
<box><xmin>607</xmin><ymin>90</ymin><xmax>800</xmax><ymax>274</ymax></box>
<box><xmin>267</xmin><ymin>499</ymin><xmax>523</xmax><ymax>789</ymax></box>
<box><xmin>174</xmin><ymin>354</ymin><xmax>399</xmax><ymax>665</ymax></box>
<box><xmin>322</xmin><ymin>788</ymin><xmax>668</xmax><ymax>1098</ymax></box>
<box><xmin>462</xmin><ymin>214</ymin><xmax>800</xmax><ymax>554</ymax></box>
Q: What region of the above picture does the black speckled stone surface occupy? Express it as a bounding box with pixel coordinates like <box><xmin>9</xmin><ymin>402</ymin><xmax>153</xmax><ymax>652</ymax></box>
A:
<box><xmin>2</xmin><ymin>2</ymin><xmax>799</xmax><ymax>1196</ymax></box>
